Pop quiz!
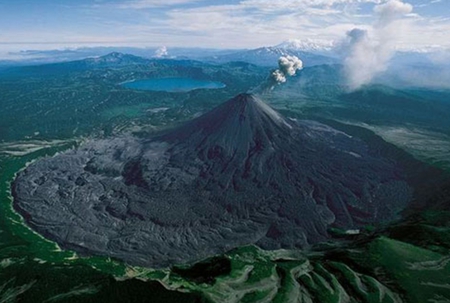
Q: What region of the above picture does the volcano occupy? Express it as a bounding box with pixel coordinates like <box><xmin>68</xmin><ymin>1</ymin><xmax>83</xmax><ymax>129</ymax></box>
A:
<box><xmin>13</xmin><ymin>94</ymin><xmax>412</xmax><ymax>267</ymax></box>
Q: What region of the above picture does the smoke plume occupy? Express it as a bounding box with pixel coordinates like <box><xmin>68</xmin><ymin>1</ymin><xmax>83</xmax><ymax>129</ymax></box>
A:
<box><xmin>253</xmin><ymin>55</ymin><xmax>303</xmax><ymax>93</ymax></box>
<box><xmin>154</xmin><ymin>46</ymin><xmax>169</xmax><ymax>58</ymax></box>
<box><xmin>343</xmin><ymin>0</ymin><xmax>413</xmax><ymax>90</ymax></box>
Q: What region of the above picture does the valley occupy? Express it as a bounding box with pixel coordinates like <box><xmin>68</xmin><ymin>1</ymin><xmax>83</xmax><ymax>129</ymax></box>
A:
<box><xmin>0</xmin><ymin>53</ymin><xmax>449</xmax><ymax>303</ymax></box>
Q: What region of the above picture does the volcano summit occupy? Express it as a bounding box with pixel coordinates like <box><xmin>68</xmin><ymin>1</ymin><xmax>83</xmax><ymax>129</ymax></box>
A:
<box><xmin>13</xmin><ymin>94</ymin><xmax>412</xmax><ymax>267</ymax></box>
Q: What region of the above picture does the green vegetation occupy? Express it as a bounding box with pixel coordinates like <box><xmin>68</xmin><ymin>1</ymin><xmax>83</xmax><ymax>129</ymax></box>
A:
<box><xmin>0</xmin><ymin>58</ymin><xmax>449</xmax><ymax>302</ymax></box>
<box><xmin>361</xmin><ymin>237</ymin><xmax>450</xmax><ymax>303</ymax></box>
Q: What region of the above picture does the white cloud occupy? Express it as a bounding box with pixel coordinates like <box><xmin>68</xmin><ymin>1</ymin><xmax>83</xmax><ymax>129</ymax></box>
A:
<box><xmin>65</xmin><ymin>0</ymin><xmax>448</xmax><ymax>50</ymax></box>
<box><xmin>118</xmin><ymin>0</ymin><xmax>201</xmax><ymax>9</ymax></box>
<box><xmin>343</xmin><ymin>0</ymin><xmax>415</xmax><ymax>89</ymax></box>
<box><xmin>156</xmin><ymin>2</ymin><xmax>363</xmax><ymax>47</ymax></box>
<box><xmin>373</xmin><ymin>0</ymin><xmax>413</xmax><ymax>25</ymax></box>
<box><xmin>152</xmin><ymin>0</ymin><xmax>421</xmax><ymax>49</ymax></box>
<box><xmin>241</xmin><ymin>0</ymin><xmax>383</xmax><ymax>10</ymax></box>
<box><xmin>2</xmin><ymin>0</ymin><xmax>450</xmax><ymax>52</ymax></box>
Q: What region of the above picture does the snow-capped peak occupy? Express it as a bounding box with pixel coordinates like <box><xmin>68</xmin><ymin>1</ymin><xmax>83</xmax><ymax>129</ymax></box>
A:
<box><xmin>276</xmin><ymin>39</ymin><xmax>334</xmax><ymax>52</ymax></box>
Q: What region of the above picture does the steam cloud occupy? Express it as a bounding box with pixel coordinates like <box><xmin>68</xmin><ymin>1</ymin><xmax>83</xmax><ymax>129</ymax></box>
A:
<box><xmin>253</xmin><ymin>55</ymin><xmax>303</xmax><ymax>93</ymax></box>
<box><xmin>343</xmin><ymin>0</ymin><xmax>413</xmax><ymax>90</ymax></box>
<box><xmin>274</xmin><ymin>55</ymin><xmax>304</xmax><ymax>83</ymax></box>
<box><xmin>154</xmin><ymin>46</ymin><xmax>169</xmax><ymax>58</ymax></box>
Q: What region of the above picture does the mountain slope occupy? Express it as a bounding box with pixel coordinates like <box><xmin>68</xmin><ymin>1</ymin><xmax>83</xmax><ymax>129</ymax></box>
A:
<box><xmin>276</xmin><ymin>38</ymin><xmax>334</xmax><ymax>53</ymax></box>
<box><xmin>13</xmin><ymin>52</ymin><xmax>151</xmax><ymax>74</ymax></box>
<box><xmin>206</xmin><ymin>47</ymin><xmax>337</xmax><ymax>67</ymax></box>
<box><xmin>13</xmin><ymin>94</ymin><xmax>412</xmax><ymax>267</ymax></box>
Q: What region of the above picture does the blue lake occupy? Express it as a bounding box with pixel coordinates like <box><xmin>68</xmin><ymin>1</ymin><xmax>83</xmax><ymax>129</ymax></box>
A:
<box><xmin>121</xmin><ymin>77</ymin><xmax>226</xmax><ymax>92</ymax></box>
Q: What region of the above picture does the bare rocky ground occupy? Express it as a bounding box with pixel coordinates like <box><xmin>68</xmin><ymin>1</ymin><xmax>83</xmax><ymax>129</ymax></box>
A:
<box><xmin>13</xmin><ymin>94</ymin><xmax>412</xmax><ymax>267</ymax></box>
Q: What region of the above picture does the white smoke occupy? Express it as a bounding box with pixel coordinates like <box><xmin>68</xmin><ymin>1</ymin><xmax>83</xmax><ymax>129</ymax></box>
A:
<box><xmin>272</xmin><ymin>70</ymin><xmax>287</xmax><ymax>83</ymax></box>
<box><xmin>251</xmin><ymin>55</ymin><xmax>303</xmax><ymax>93</ymax></box>
<box><xmin>278</xmin><ymin>56</ymin><xmax>303</xmax><ymax>77</ymax></box>
<box><xmin>269</xmin><ymin>55</ymin><xmax>303</xmax><ymax>88</ymax></box>
<box><xmin>257</xmin><ymin>55</ymin><xmax>304</xmax><ymax>93</ymax></box>
<box><xmin>154</xmin><ymin>46</ymin><xmax>169</xmax><ymax>58</ymax></box>
<box><xmin>343</xmin><ymin>0</ymin><xmax>413</xmax><ymax>90</ymax></box>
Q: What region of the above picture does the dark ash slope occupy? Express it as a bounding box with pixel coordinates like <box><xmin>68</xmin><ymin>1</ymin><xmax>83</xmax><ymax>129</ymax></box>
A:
<box><xmin>13</xmin><ymin>94</ymin><xmax>412</xmax><ymax>267</ymax></box>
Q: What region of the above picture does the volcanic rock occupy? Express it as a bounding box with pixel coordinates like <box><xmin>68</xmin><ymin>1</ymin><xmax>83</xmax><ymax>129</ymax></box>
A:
<box><xmin>13</xmin><ymin>93</ymin><xmax>412</xmax><ymax>267</ymax></box>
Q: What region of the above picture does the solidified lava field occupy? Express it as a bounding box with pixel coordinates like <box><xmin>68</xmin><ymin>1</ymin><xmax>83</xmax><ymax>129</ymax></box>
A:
<box><xmin>13</xmin><ymin>94</ymin><xmax>412</xmax><ymax>267</ymax></box>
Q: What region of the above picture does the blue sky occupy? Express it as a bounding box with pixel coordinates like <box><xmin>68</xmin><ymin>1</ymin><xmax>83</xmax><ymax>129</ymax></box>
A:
<box><xmin>0</xmin><ymin>0</ymin><xmax>449</xmax><ymax>53</ymax></box>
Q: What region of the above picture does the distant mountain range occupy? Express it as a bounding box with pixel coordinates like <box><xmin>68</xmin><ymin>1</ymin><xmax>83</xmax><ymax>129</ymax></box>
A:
<box><xmin>276</xmin><ymin>38</ymin><xmax>334</xmax><ymax>53</ymax></box>
<box><xmin>1</xmin><ymin>43</ymin><xmax>337</xmax><ymax>67</ymax></box>
<box><xmin>200</xmin><ymin>38</ymin><xmax>338</xmax><ymax>67</ymax></box>
<box><xmin>2</xmin><ymin>39</ymin><xmax>446</xmax><ymax>72</ymax></box>
<box><xmin>2</xmin><ymin>40</ymin><xmax>448</xmax><ymax>90</ymax></box>
<box><xmin>2</xmin><ymin>52</ymin><xmax>154</xmax><ymax>75</ymax></box>
<box><xmin>203</xmin><ymin>45</ymin><xmax>338</xmax><ymax>67</ymax></box>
